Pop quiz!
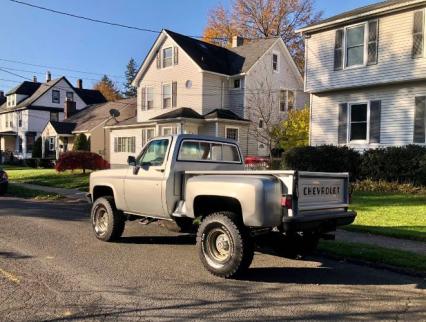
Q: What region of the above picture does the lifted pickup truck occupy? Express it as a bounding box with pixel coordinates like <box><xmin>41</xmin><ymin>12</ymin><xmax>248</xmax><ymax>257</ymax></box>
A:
<box><xmin>88</xmin><ymin>134</ymin><xmax>356</xmax><ymax>278</ymax></box>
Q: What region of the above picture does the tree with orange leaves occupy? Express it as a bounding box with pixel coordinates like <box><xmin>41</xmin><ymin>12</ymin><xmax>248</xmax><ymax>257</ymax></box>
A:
<box><xmin>203</xmin><ymin>0</ymin><xmax>322</xmax><ymax>72</ymax></box>
<box><xmin>93</xmin><ymin>75</ymin><xmax>122</xmax><ymax>101</ymax></box>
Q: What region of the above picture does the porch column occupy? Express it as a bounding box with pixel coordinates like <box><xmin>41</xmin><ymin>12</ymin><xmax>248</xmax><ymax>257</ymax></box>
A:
<box><xmin>42</xmin><ymin>136</ymin><xmax>45</xmax><ymax>158</ymax></box>
<box><xmin>55</xmin><ymin>136</ymin><xmax>59</xmax><ymax>160</ymax></box>
<box><xmin>22</xmin><ymin>134</ymin><xmax>27</xmax><ymax>158</ymax></box>
<box><xmin>177</xmin><ymin>122</ymin><xmax>183</xmax><ymax>134</ymax></box>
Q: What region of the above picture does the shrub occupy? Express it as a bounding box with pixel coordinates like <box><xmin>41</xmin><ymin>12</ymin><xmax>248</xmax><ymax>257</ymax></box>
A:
<box><xmin>353</xmin><ymin>179</ymin><xmax>426</xmax><ymax>194</ymax></box>
<box><xmin>32</xmin><ymin>137</ymin><xmax>42</xmax><ymax>158</ymax></box>
<box><xmin>282</xmin><ymin>145</ymin><xmax>362</xmax><ymax>180</ymax></box>
<box><xmin>360</xmin><ymin>145</ymin><xmax>426</xmax><ymax>186</ymax></box>
<box><xmin>39</xmin><ymin>159</ymin><xmax>54</xmax><ymax>169</ymax></box>
<box><xmin>73</xmin><ymin>133</ymin><xmax>90</xmax><ymax>151</ymax></box>
<box><xmin>55</xmin><ymin>151</ymin><xmax>110</xmax><ymax>173</ymax></box>
<box><xmin>24</xmin><ymin>158</ymin><xmax>39</xmax><ymax>168</ymax></box>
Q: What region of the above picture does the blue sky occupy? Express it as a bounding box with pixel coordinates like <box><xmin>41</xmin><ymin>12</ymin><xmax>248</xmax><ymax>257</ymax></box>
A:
<box><xmin>0</xmin><ymin>0</ymin><xmax>377</xmax><ymax>92</ymax></box>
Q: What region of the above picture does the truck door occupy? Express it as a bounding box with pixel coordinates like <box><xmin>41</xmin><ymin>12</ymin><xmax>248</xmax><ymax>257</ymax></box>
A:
<box><xmin>124</xmin><ymin>138</ymin><xmax>170</xmax><ymax>217</ymax></box>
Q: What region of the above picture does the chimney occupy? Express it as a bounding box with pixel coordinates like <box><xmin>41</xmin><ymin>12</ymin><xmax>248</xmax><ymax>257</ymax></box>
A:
<box><xmin>64</xmin><ymin>98</ymin><xmax>77</xmax><ymax>119</ymax></box>
<box><xmin>232</xmin><ymin>35</ymin><xmax>244</xmax><ymax>48</ymax></box>
<box><xmin>32</xmin><ymin>75</ymin><xmax>37</xmax><ymax>83</ymax></box>
<box><xmin>76</xmin><ymin>79</ymin><xmax>83</xmax><ymax>89</ymax></box>
<box><xmin>46</xmin><ymin>71</ymin><xmax>51</xmax><ymax>82</ymax></box>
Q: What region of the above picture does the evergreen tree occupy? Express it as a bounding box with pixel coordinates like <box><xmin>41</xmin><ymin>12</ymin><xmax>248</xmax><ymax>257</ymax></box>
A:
<box><xmin>93</xmin><ymin>75</ymin><xmax>122</xmax><ymax>101</ymax></box>
<box><xmin>123</xmin><ymin>58</ymin><xmax>138</xmax><ymax>98</ymax></box>
<box><xmin>73</xmin><ymin>133</ymin><xmax>90</xmax><ymax>151</ymax></box>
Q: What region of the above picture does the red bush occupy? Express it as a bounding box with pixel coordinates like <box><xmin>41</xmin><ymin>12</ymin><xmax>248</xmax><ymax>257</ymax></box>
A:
<box><xmin>55</xmin><ymin>151</ymin><xmax>110</xmax><ymax>173</ymax></box>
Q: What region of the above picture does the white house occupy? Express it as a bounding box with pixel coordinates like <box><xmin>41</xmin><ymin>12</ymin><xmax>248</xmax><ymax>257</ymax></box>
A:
<box><xmin>0</xmin><ymin>73</ymin><xmax>106</xmax><ymax>160</ymax></box>
<box><xmin>298</xmin><ymin>0</ymin><xmax>426</xmax><ymax>150</ymax></box>
<box><xmin>108</xmin><ymin>29</ymin><xmax>308</xmax><ymax>166</ymax></box>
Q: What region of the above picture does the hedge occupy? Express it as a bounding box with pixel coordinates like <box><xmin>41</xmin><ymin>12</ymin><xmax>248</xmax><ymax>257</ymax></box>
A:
<box><xmin>282</xmin><ymin>145</ymin><xmax>426</xmax><ymax>186</ymax></box>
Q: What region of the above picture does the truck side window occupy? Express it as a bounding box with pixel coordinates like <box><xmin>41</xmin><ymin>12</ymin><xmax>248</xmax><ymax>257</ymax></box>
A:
<box><xmin>138</xmin><ymin>139</ymin><xmax>169</xmax><ymax>166</ymax></box>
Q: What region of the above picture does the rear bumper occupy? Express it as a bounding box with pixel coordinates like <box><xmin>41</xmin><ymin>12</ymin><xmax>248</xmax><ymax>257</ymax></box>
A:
<box><xmin>281</xmin><ymin>210</ymin><xmax>356</xmax><ymax>233</ymax></box>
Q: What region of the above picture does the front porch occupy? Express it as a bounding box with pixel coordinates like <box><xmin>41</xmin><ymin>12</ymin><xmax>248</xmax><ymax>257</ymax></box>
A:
<box><xmin>0</xmin><ymin>131</ymin><xmax>36</xmax><ymax>162</ymax></box>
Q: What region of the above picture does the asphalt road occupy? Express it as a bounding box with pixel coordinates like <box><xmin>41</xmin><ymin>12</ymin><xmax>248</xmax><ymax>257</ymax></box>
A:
<box><xmin>0</xmin><ymin>197</ymin><xmax>425</xmax><ymax>321</ymax></box>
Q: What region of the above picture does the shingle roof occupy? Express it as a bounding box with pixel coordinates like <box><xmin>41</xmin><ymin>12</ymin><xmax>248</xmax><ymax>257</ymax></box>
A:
<box><xmin>0</xmin><ymin>76</ymin><xmax>106</xmax><ymax>113</ymax></box>
<box><xmin>6</xmin><ymin>81</ymin><xmax>42</xmax><ymax>96</ymax></box>
<box><xmin>50</xmin><ymin>121</ymin><xmax>76</xmax><ymax>135</ymax></box>
<box><xmin>64</xmin><ymin>97</ymin><xmax>137</xmax><ymax>132</ymax></box>
<box><xmin>204</xmin><ymin>108</ymin><xmax>249</xmax><ymax>121</ymax></box>
<box><xmin>150</xmin><ymin>107</ymin><xmax>204</xmax><ymax>120</ymax></box>
<box><xmin>165</xmin><ymin>30</ymin><xmax>278</xmax><ymax>75</ymax></box>
<box><xmin>0</xmin><ymin>95</ymin><xmax>6</xmax><ymax>106</ymax></box>
<box><xmin>300</xmin><ymin>0</ymin><xmax>421</xmax><ymax>32</ymax></box>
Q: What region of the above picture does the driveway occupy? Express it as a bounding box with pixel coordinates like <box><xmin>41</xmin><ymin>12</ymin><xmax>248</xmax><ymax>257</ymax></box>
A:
<box><xmin>0</xmin><ymin>197</ymin><xmax>424</xmax><ymax>321</ymax></box>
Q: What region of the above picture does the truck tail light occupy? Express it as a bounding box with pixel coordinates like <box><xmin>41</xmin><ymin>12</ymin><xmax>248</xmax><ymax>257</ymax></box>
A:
<box><xmin>281</xmin><ymin>196</ymin><xmax>292</xmax><ymax>209</ymax></box>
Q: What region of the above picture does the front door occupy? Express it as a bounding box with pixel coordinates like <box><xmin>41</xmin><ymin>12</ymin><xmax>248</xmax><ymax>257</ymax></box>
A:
<box><xmin>124</xmin><ymin>138</ymin><xmax>170</xmax><ymax>217</ymax></box>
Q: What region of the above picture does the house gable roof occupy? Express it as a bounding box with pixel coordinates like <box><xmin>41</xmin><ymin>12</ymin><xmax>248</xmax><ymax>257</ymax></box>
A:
<box><xmin>150</xmin><ymin>107</ymin><xmax>204</xmax><ymax>120</ymax></box>
<box><xmin>64</xmin><ymin>97</ymin><xmax>136</xmax><ymax>132</ymax></box>
<box><xmin>50</xmin><ymin>121</ymin><xmax>76</xmax><ymax>135</ymax></box>
<box><xmin>6</xmin><ymin>81</ymin><xmax>42</xmax><ymax>96</ymax></box>
<box><xmin>133</xmin><ymin>29</ymin><xmax>283</xmax><ymax>85</ymax></box>
<box><xmin>298</xmin><ymin>0</ymin><xmax>425</xmax><ymax>34</ymax></box>
<box><xmin>204</xmin><ymin>108</ymin><xmax>249</xmax><ymax>121</ymax></box>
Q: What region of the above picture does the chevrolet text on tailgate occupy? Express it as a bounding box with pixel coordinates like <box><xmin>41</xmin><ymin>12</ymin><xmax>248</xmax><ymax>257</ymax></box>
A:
<box><xmin>88</xmin><ymin>134</ymin><xmax>356</xmax><ymax>278</ymax></box>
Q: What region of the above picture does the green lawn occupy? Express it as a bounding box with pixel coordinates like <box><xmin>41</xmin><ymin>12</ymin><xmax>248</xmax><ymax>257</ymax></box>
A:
<box><xmin>2</xmin><ymin>165</ymin><xmax>90</xmax><ymax>190</ymax></box>
<box><xmin>6</xmin><ymin>184</ymin><xmax>63</xmax><ymax>201</ymax></box>
<box><xmin>347</xmin><ymin>192</ymin><xmax>426</xmax><ymax>241</ymax></box>
<box><xmin>319</xmin><ymin>240</ymin><xmax>426</xmax><ymax>274</ymax></box>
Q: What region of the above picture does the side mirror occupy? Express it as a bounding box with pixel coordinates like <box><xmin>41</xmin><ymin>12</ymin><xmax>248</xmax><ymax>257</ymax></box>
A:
<box><xmin>127</xmin><ymin>155</ymin><xmax>136</xmax><ymax>166</ymax></box>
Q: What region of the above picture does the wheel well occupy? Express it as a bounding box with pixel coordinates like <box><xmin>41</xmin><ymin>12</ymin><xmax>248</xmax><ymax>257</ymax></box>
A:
<box><xmin>93</xmin><ymin>186</ymin><xmax>114</xmax><ymax>201</ymax></box>
<box><xmin>193</xmin><ymin>195</ymin><xmax>242</xmax><ymax>220</ymax></box>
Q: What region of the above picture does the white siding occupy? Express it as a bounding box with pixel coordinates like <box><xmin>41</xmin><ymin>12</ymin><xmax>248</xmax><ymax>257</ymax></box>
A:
<box><xmin>306</xmin><ymin>8</ymin><xmax>426</xmax><ymax>93</ymax></box>
<box><xmin>311</xmin><ymin>83</ymin><xmax>426</xmax><ymax>149</ymax></box>
<box><xmin>109</xmin><ymin>127</ymin><xmax>143</xmax><ymax>166</ymax></box>
<box><xmin>137</xmin><ymin>36</ymin><xmax>203</xmax><ymax>122</ymax></box>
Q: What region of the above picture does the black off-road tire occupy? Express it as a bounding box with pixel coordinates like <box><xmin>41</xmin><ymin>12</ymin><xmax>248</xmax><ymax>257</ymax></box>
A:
<box><xmin>91</xmin><ymin>196</ymin><xmax>125</xmax><ymax>242</ymax></box>
<box><xmin>197</xmin><ymin>212</ymin><xmax>254</xmax><ymax>278</ymax></box>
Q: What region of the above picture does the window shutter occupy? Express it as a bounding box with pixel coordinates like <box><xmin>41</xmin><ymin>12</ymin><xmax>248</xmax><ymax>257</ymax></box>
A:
<box><xmin>338</xmin><ymin>103</ymin><xmax>348</xmax><ymax>144</ymax></box>
<box><xmin>172</xmin><ymin>81</ymin><xmax>177</xmax><ymax>107</ymax></box>
<box><xmin>141</xmin><ymin>87</ymin><xmax>146</xmax><ymax>110</ymax></box>
<box><xmin>334</xmin><ymin>29</ymin><xmax>344</xmax><ymax>70</ymax></box>
<box><xmin>174</xmin><ymin>47</ymin><xmax>179</xmax><ymax>65</ymax></box>
<box><xmin>413</xmin><ymin>11</ymin><xmax>424</xmax><ymax>58</ymax></box>
<box><xmin>114</xmin><ymin>138</ymin><xmax>118</xmax><ymax>153</ymax></box>
<box><xmin>414</xmin><ymin>96</ymin><xmax>426</xmax><ymax>143</ymax></box>
<box><xmin>369</xmin><ymin>100</ymin><xmax>381</xmax><ymax>143</ymax></box>
<box><xmin>156</xmin><ymin>51</ymin><xmax>161</xmax><ymax>68</ymax></box>
<box><xmin>367</xmin><ymin>20</ymin><xmax>379</xmax><ymax>65</ymax></box>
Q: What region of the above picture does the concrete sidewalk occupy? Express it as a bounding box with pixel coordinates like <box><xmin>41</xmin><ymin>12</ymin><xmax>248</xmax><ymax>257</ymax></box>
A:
<box><xmin>11</xmin><ymin>182</ymin><xmax>87</xmax><ymax>201</ymax></box>
<box><xmin>335</xmin><ymin>229</ymin><xmax>426</xmax><ymax>256</ymax></box>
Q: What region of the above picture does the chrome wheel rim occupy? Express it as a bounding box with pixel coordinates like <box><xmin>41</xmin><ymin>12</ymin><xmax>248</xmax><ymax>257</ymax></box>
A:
<box><xmin>204</xmin><ymin>227</ymin><xmax>232</xmax><ymax>266</ymax></box>
<box><xmin>94</xmin><ymin>206</ymin><xmax>108</xmax><ymax>236</ymax></box>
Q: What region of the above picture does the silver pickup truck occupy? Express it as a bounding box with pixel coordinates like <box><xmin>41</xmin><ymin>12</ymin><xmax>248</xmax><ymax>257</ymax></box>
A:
<box><xmin>88</xmin><ymin>134</ymin><xmax>356</xmax><ymax>278</ymax></box>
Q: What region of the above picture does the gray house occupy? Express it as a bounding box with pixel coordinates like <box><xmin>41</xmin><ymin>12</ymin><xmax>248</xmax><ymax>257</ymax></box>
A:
<box><xmin>298</xmin><ymin>0</ymin><xmax>426</xmax><ymax>150</ymax></box>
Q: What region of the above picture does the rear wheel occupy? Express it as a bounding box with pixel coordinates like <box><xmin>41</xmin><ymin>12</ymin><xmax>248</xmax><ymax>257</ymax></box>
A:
<box><xmin>91</xmin><ymin>196</ymin><xmax>125</xmax><ymax>242</ymax></box>
<box><xmin>197</xmin><ymin>212</ymin><xmax>253</xmax><ymax>278</ymax></box>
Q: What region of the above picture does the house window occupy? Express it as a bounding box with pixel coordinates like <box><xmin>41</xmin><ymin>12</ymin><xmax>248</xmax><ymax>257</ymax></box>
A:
<box><xmin>48</xmin><ymin>137</ymin><xmax>55</xmax><ymax>151</ymax></box>
<box><xmin>258</xmin><ymin>119</ymin><xmax>264</xmax><ymax>129</ymax></box>
<box><xmin>163</xmin><ymin>47</ymin><xmax>173</xmax><ymax>68</ymax></box>
<box><xmin>52</xmin><ymin>90</ymin><xmax>60</xmax><ymax>104</ymax></box>
<box><xmin>114</xmin><ymin>137</ymin><xmax>136</xmax><ymax>153</ymax></box>
<box><xmin>66</xmin><ymin>92</ymin><xmax>74</xmax><ymax>101</ymax></box>
<box><xmin>279</xmin><ymin>90</ymin><xmax>295</xmax><ymax>111</ymax></box>
<box><xmin>50</xmin><ymin>112</ymin><xmax>59</xmax><ymax>122</ymax></box>
<box><xmin>350</xmin><ymin>103</ymin><xmax>368</xmax><ymax>141</ymax></box>
<box><xmin>162</xmin><ymin>83</ymin><xmax>172</xmax><ymax>108</ymax></box>
<box><xmin>272</xmin><ymin>53</ymin><xmax>278</xmax><ymax>71</ymax></box>
<box><xmin>346</xmin><ymin>25</ymin><xmax>365</xmax><ymax>67</ymax></box>
<box><xmin>226</xmin><ymin>127</ymin><xmax>239</xmax><ymax>141</ymax></box>
<box><xmin>146</xmin><ymin>86</ymin><xmax>154</xmax><ymax>109</ymax></box>
<box><xmin>233</xmin><ymin>79</ymin><xmax>241</xmax><ymax>89</ymax></box>
<box><xmin>413</xmin><ymin>10</ymin><xmax>424</xmax><ymax>58</ymax></box>
<box><xmin>18</xmin><ymin>112</ymin><xmax>22</xmax><ymax>127</ymax></box>
<box><xmin>162</xmin><ymin>127</ymin><xmax>177</xmax><ymax>136</ymax></box>
<box><xmin>142</xmin><ymin>128</ymin><xmax>156</xmax><ymax>146</ymax></box>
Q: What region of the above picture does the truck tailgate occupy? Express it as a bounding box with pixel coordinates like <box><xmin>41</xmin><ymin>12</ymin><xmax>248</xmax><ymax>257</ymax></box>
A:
<box><xmin>296</xmin><ymin>171</ymin><xmax>349</xmax><ymax>212</ymax></box>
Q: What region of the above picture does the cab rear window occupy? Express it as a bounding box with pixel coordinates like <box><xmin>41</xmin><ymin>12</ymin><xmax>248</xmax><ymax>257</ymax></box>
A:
<box><xmin>178</xmin><ymin>140</ymin><xmax>241</xmax><ymax>163</ymax></box>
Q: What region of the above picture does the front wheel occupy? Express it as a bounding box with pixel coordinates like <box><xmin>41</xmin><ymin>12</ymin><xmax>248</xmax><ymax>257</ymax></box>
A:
<box><xmin>197</xmin><ymin>212</ymin><xmax>254</xmax><ymax>278</ymax></box>
<box><xmin>91</xmin><ymin>196</ymin><xmax>125</xmax><ymax>242</ymax></box>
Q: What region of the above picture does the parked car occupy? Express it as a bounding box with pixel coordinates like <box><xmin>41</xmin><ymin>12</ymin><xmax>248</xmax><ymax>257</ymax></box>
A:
<box><xmin>0</xmin><ymin>168</ymin><xmax>8</xmax><ymax>195</ymax></box>
<box><xmin>88</xmin><ymin>134</ymin><xmax>356</xmax><ymax>278</ymax></box>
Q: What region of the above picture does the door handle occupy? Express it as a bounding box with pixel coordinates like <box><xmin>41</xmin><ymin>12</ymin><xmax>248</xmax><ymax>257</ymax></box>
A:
<box><xmin>155</xmin><ymin>168</ymin><xmax>165</xmax><ymax>173</ymax></box>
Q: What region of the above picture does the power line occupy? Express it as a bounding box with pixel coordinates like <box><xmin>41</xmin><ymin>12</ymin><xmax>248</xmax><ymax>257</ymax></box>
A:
<box><xmin>8</xmin><ymin>0</ymin><xmax>230</xmax><ymax>41</ymax></box>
